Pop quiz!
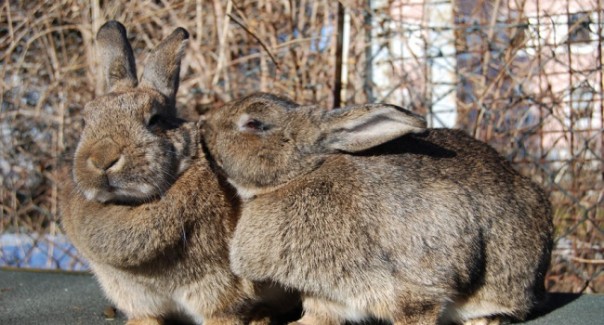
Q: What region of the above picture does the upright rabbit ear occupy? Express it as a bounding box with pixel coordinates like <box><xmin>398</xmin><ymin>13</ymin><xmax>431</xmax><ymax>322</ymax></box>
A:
<box><xmin>320</xmin><ymin>104</ymin><xmax>426</xmax><ymax>153</ymax></box>
<box><xmin>140</xmin><ymin>28</ymin><xmax>189</xmax><ymax>102</ymax></box>
<box><xmin>96</xmin><ymin>20</ymin><xmax>138</xmax><ymax>92</ymax></box>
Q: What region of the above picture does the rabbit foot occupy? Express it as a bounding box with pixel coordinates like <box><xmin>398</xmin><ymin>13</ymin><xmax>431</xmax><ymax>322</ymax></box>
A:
<box><xmin>204</xmin><ymin>317</ymin><xmax>246</xmax><ymax>325</ymax></box>
<box><xmin>392</xmin><ymin>301</ymin><xmax>441</xmax><ymax>325</ymax></box>
<box><xmin>463</xmin><ymin>317</ymin><xmax>501</xmax><ymax>325</ymax></box>
<box><xmin>126</xmin><ymin>317</ymin><xmax>163</xmax><ymax>325</ymax></box>
<box><xmin>248</xmin><ymin>316</ymin><xmax>271</xmax><ymax>325</ymax></box>
<box><xmin>392</xmin><ymin>318</ymin><xmax>437</xmax><ymax>325</ymax></box>
<box><xmin>287</xmin><ymin>315</ymin><xmax>338</xmax><ymax>325</ymax></box>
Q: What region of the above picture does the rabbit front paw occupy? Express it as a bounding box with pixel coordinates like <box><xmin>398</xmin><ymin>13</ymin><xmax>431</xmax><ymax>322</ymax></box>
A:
<box><xmin>125</xmin><ymin>317</ymin><xmax>163</xmax><ymax>325</ymax></box>
<box><xmin>287</xmin><ymin>314</ymin><xmax>339</xmax><ymax>325</ymax></box>
<box><xmin>463</xmin><ymin>317</ymin><xmax>502</xmax><ymax>325</ymax></box>
<box><xmin>248</xmin><ymin>318</ymin><xmax>271</xmax><ymax>325</ymax></box>
<box><xmin>203</xmin><ymin>316</ymin><xmax>247</xmax><ymax>325</ymax></box>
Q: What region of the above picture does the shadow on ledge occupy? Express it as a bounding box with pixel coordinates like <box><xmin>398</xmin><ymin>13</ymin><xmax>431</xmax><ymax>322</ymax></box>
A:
<box><xmin>0</xmin><ymin>269</ymin><xmax>601</xmax><ymax>325</ymax></box>
<box><xmin>524</xmin><ymin>293</ymin><xmax>581</xmax><ymax>321</ymax></box>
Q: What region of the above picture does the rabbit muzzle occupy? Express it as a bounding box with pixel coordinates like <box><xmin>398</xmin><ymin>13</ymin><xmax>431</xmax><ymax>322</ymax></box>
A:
<box><xmin>86</xmin><ymin>138</ymin><xmax>124</xmax><ymax>172</ymax></box>
<box><xmin>73</xmin><ymin>122</ymin><xmax>199</xmax><ymax>204</ymax></box>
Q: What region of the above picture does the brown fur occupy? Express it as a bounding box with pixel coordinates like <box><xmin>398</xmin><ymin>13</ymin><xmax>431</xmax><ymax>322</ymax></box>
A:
<box><xmin>199</xmin><ymin>93</ymin><xmax>553</xmax><ymax>325</ymax></box>
<box><xmin>61</xmin><ymin>23</ymin><xmax>297</xmax><ymax>324</ymax></box>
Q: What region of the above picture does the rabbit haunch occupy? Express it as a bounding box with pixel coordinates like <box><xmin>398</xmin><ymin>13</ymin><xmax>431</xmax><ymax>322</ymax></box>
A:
<box><xmin>62</xmin><ymin>22</ymin><xmax>297</xmax><ymax>325</ymax></box>
<box><xmin>200</xmin><ymin>93</ymin><xmax>553</xmax><ymax>325</ymax></box>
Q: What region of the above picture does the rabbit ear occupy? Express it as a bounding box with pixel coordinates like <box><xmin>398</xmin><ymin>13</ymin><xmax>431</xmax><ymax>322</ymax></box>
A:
<box><xmin>96</xmin><ymin>20</ymin><xmax>138</xmax><ymax>92</ymax></box>
<box><xmin>320</xmin><ymin>104</ymin><xmax>426</xmax><ymax>153</ymax></box>
<box><xmin>140</xmin><ymin>28</ymin><xmax>189</xmax><ymax>102</ymax></box>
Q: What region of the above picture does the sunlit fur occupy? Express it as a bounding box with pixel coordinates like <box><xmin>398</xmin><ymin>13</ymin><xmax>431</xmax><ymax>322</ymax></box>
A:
<box><xmin>201</xmin><ymin>93</ymin><xmax>553</xmax><ymax>325</ymax></box>
<box><xmin>61</xmin><ymin>22</ymin><xmax>298</xmax><ymax>325</ymax></box>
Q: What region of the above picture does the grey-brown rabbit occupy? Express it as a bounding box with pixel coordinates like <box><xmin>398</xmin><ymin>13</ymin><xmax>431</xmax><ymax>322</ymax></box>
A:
<box><xmin>199</xmin><ymin>93</ymin><xmax>553</xmax><ymax>325</ymax></box>
<box><xmin>61</xmin><ymin>23</ymin><xmax>297</xmax><ymax>325</ymax></box>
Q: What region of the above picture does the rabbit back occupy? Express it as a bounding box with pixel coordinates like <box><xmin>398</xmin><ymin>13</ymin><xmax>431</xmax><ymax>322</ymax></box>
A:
<box><xmin>229</xmin><ymin>128</ymin><xmax>552</xmax><ymax>321</ymax></box>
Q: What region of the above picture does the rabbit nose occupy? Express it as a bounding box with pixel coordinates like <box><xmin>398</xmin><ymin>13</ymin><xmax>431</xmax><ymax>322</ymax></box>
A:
<box><xmin>88</xmin><ymin>140</ymin><xmax>123</xmax><ymax>172</ymax></box>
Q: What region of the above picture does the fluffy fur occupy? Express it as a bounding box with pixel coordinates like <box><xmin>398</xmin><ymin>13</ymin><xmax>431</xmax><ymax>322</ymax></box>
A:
<box><xmin>200</xmin><ymin>93</ymin><xmax>553</xmax><ymax>325</ymax></box>
<box><xmin>61</xmin><ymin>23</ymin><xmax>297</xmax><ymax>325</ymax></box>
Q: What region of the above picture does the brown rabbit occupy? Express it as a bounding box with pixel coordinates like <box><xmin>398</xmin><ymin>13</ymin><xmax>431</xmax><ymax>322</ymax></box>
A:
<box><xmin>61</xmin><ymin>22</ymin><xmax>297</xmax><ymax>325</ymax></box>
<box><xmin>199</xmin><ymin>93</ymin><xmax>553</xmax><ymax>325</ymax></box>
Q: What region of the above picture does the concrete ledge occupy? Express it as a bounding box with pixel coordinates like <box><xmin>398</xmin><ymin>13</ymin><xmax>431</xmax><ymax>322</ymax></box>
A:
<box><xmin>0</xmin><ymin>268</ymin><xmax>124</xmax><ymax>325</ymax></box>
<box><xmin>0</xmin><ymin>268</ymin><xmax>602</xmax><ymax>324</ymax></box>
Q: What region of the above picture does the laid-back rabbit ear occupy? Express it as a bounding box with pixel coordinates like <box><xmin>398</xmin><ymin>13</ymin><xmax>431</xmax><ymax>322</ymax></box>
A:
<box><xmin>140</xmin><ymin>27</ymin><xmax>189</xmax><ymax>103</ymax></box>
<box><xmin>96</xmin><ymin>20</ymin><xmax>138</xmax><ymax>92</ymax></box>
<box><xmin>320</xmin><ymin>104</ymin><xmax>427</xmax><ymax>153</ymax></box>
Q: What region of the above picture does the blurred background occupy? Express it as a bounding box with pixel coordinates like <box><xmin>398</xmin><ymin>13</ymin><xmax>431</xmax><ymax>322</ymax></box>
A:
<box><xmin>0</xmin><ymin>0</ymin><xmax>602</xmax><ymax>293</ymax></box>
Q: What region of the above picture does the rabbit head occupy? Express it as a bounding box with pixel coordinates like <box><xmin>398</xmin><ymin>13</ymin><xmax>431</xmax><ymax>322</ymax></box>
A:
<box><xmin>73</xmin><ymin>21</ymin><xmax>194</xmax><ymax>204</ymax></box>
<box><xmin>200</xmin><ymin>92</ymin><xmax>426</xmax><ymax>197</ymax></box>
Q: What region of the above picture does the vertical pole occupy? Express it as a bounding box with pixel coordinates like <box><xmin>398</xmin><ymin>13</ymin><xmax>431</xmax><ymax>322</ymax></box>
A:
<box><xmin>333</xmin><ymin>2</ymin><xmax>345</xmax><ymax>108</ymax></box>
<box><xmin>565</xmin><ymin>0</ymin><xmax>576</xmax><ymax>193</ymax></box>
<box><xmin>598</xmin><ymin>0</ymin><xmax>604</xmax><ymax>182</ymax></box>
<box><xmin>364</xmin><ymin>0</ymin><xmax>374</xmax><ymax>103</ymax></box>
<box><xmin>427</xmin><ymin>0</ymin><xmax>457</xmax><ymax>128</ymax></box>
<box><xmin>536</xmin><ymin>0</ymin><xmax>546</xmax><ymax>186</ymax></box>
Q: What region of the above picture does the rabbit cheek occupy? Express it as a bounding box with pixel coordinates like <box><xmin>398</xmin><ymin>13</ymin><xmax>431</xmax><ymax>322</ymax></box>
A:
<box><xmin>73</xmin><ymin>148</ymin><xmax>111</xmax><ymax>201</ymax></box>
<box><xmin>115</xmin><ymin>142</ymin><xmax>173</xmax><ymax>200</ymax></box>
<box><xmin>225</xmin><ymin>139</ymin><xmax>296</xmax><ymax>189</ymax></box>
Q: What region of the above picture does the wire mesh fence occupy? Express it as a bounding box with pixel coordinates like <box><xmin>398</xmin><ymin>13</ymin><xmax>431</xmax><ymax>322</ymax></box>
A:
<box><xmin>1</xmin><ymin>0</ymin><xmax>602</xmax><ymax>293</ymax></box>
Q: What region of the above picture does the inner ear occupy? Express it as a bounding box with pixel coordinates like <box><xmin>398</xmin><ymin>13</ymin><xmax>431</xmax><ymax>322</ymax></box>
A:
<box><xmin>321</xmin><ymin>104</ymin><xmax>426</xmax><ymax>153</ymax></box>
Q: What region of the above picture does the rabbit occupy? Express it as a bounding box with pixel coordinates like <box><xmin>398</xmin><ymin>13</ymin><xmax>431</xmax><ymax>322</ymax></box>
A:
<box><xmin>61</xmin><ymin>22</ymin><xmax>298</xmax><ymax>325</ymax></box>
<box><xmin>198</xmin><ymin>92</ymin><xmax>553</xmax><ymax>325</ymax></box>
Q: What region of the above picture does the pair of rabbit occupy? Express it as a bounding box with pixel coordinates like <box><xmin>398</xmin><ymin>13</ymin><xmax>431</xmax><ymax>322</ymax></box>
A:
<box><xmin>198</xmin><ymin>93</ymin><xmax>553</xmax><ymax>325</ymax></box>
<box><xmin>63</xmin><ymin>19</ymin><xmax>551</xmax><ymax>325</ymax></box>
<box><xmin>61</xmin><ymin>21</ymin><xmax>298</xmax><ymax>325</ymax></box>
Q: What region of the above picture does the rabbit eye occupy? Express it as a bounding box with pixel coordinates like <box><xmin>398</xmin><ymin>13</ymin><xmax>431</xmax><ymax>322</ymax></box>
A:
<box><xmin>243</xmin><ymin>119</ymin><xmax>269</xmax><ymax>132</ymax></box>
<box><xmin>147</xmin><ymin>114</ymin><xmax>162</xmax><ymax>127</ymax></box>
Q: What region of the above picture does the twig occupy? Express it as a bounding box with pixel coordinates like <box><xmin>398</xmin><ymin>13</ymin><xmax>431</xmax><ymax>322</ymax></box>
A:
<box><xmin>570</xmin><ymin>257</ymin><xmax>604</xmax><ymax>265</ymax></box>
<box><xmin>227</xmin><ymin>13</ymin><xmax>281</xmax><ymax>70</ymax></box>
<box><xmin>211</xmin><ymin>0</ymin><xmax>232</xmax><ymax>88</ymax></box>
